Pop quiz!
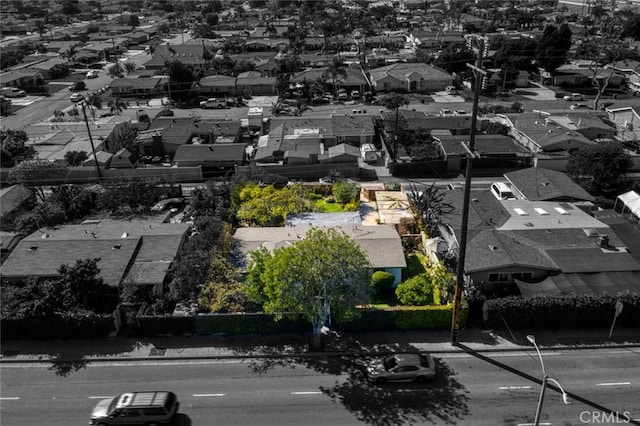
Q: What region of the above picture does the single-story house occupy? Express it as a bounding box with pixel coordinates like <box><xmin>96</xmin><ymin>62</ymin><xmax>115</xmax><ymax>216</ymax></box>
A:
<box><xmin>369</xmin><ymin>63</ymin><xmax>453</xmax><ymax>93</ymax></box>
<box><xmin>504</xmin><ymin>167</ymin><xmax>596</xmax><ymax>202</ymax></box>
<box><xmin>235</xmin><ymin>76</ymin><xmax>277</xmax><ymax>96</ymax></box>
<box><xmin>503</xmin><ymin>113</ymin><xmax>597</xmax><ymax>153</ymax></box>
<box><xmin>109</xmin><ymin>77</ymin><xmax>166</xmax><ymax>97</ymax></box>
<box><xmin>435</xmin><ymin>134</ymin><xmax>531</xmax><ymax>173</ymax></box>
<box><xmin>0</xmin><ymin>217</ymin><xmax>191</xmax><ymax>295</ymax></box>
<box><xmin>173</xmin><ymin>143</ymin><xmax>246</xmax><ymax>168</ymax></box>
<box><xmin>0</xmin><ymin>69</ymin><xmax>44</xmax><ymax>88</ymax></box>
<box><xmin>318</xmin><ymin>143</ymin><xmax>361</xmax><ymax>164</ymax></box>
<box><xmin>233</xmin><ymin>224</ymin><xmax>407</xmax><ymax>284</ymax></box>
<box><xmin>198</xmin><ymin>75</ymin><xmax>237</xmax><ymax>96</ymax></box>
<box><xmin>109</xmin><ymin>148</ymin><xmax>139</xmax><ymax>169</ymax></box>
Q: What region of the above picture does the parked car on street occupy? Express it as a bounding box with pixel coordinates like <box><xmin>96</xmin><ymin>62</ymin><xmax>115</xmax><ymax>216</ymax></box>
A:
<box><xmin>69</xmin><ymin>81</ymin><xmax>86</xmax><ymax>91</ymax></box>
<box><xmin>70</xmin><ymin>93</ymin><xmax>85</xmax><ymax>102</ymax></box>
<box><xmin>367</xmin><ymin>353</ymin><xmax>437</xmax><ymax>383</ymax></box>
<box><xmin>564</xmin><ymin>93</ymin><xmax>585</xmax><ymax>101</ymax></box>
<box><xmin>569</xmin><ymin>103</ymin><xmax>589</xmax><ymax>110</ymax></box>
<box><xmin>200</xmin><ymin>98</ymin><xmax>227</xmax><ymax>109</ymax></box>
<box><xmin>1</xmin><ymin>87</ymin><xmax>26</xmax><ymax>98</ymax></box>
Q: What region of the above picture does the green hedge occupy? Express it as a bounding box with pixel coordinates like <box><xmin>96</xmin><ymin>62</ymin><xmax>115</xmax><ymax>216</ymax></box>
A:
<box><xmin>341</xmin><ymin>305</ymin><xmax>465</xmax><ymax>332</ymax></box>
<box><xmin>1</xmin><ymin>314</ymin><xmax>115</xmax><ymax>340</ymax></box>
<box><xmin>483</xmin><ymin>293</ymin><xmax>640</xmax><ymax>330</ymax></box>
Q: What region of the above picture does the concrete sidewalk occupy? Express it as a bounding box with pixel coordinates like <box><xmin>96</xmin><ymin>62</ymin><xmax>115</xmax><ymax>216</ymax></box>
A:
<box><xmin>1</xmin><ymin>327</ymin><xmax>639</xmax><ymax>364</ymax></box>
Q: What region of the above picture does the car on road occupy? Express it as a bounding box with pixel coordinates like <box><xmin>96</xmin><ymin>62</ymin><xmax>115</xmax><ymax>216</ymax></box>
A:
<box><xmin>86</xmin><ymin>70</ymin><xmax>99</xmax><ymax>79</ymax></box>
<box><xmin>564</xmin><ymin>93</ymin><xmax>585</xmax><ymax>101</ymax></box>
<box><xmin>69</xmin><ymin>81</ymin><xmax>86</xmax><ymax>91</ymax></box>
<box><xmin>70</xmin><ymin>93</ymin><xmax>84</xmax><ymax>102</ymax></box>
<box><xmin>367</xmin><ymin>353</ymin><xmax>437</xmax><ymax>383</ymax></box>
<box><xmin>1</xmin><ymin>87</ymin><xmax>26</xmax><ymax>98</ymax></box>
<box><xmin>569</xmin><ymin>103</ymin><xmax>589</xmax><ymax>110</ymax></box>
<box><xmin>200</xmin><ymin>98</ymin><xmax>227</xmax><ymax>109</ymax></box>
<box><xmin>439</xmin><ymin>108</ymin><xmax>453</xmax><ymax>117</ymax></box>
<box><xmin>89</xmin><ymin>391</ymin><xmax>179</xmax><ymax>425</ymax></box>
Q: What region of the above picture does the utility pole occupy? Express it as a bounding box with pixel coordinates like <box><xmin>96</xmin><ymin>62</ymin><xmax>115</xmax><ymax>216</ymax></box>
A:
<box><xmin>450</xmin><ymin>39</ymin><xmax>485</xmax><ymax>344</ymax></box>
<box><xmin>81</xmin><ymin>102</ymin><xmax>102</xmax><ymax>182</ymax></box>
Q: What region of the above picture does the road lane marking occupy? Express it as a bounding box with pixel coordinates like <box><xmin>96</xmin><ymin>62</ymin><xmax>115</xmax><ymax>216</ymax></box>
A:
<box><xmin>193</xmin><ymin>393</ymin><xmax>226</xmax><ymax>397</ymax></box>
<box><xmin>499</xmin><ymin>386</ymin><xmax>532</xmax><ymax>390</ymax></box>
<box><xmin>518</xmin><ymin>423</ymin><xmax>551</xmax><ymax>426</ymax></box>
<box><xmin>0</xmin><ymin>397</ymin><xmax>20</xmax><ymax>400</ymax></box>
<box><xmin>291</xmin><ymin>391</ymin><xmax>322</xmax><ymax>395</ymax></box>
<box><xmin>89</xmin><ymin>396</ymin><xmax>114</xmax><ymax>399</ymax></box>
<box><xmin>596</xmin><ymin>382</ymin><xmax>631</xmax><ymax>386</ymax></box>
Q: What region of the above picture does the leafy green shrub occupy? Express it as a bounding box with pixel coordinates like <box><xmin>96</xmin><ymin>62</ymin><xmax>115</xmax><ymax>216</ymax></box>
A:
<box><xmin>371</xmin><ymin>271</ymin><xmax>396</xmax><ymax>296</ymax></box>
<box><xmin>340</xmin><ymin>305</ymin><xmax>467</xmax><ymax>331</ymax></box>
<box><xmin>482</xmin><ymin>293</ymin><xmax>640</xmax><ymax>329</ymax></box>
<box><xmin>396</xmin><ymin>273</ymin><xmax>435</xmax><ymax>305</ymax></box>
<box><xmin>332</xmin><ymin>181</ymin><xmax>359</xmax><ymax>205</ymax></box>
<box><xmin>343</xmin><ymin>200</ymin><xmax>360</xmax><ymax>211</ymax></box>
<box><xmin>324</xmin><ymin>195</ymin><xmax>336</xmax><ymax>203</ymax></box>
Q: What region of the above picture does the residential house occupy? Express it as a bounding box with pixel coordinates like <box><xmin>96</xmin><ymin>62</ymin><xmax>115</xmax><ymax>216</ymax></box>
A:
<box><xmin>0</xmin><ymin>217</ymin><xmax>191</xmax><ymax>296</ymax></box>
<box><xmin>121</xmin><ymin>31</ymin><xmax>150</xmax><ymax>46</ymax></box>
<box><xmin>318</xmin><ymin>143</ymin><xmax>361</xmax><ymax>164</ymax></box>
<box><xmin>435</xmin><ymin>134</ymin><xmax>531</xmax><ymax>173</ymax></box>
<box><xmin>134</xmin><ymin>117</ymin><xmax>243</xmax><ymax>158</ymax></box>
<box><xmin>235</xmin><ymin>76</ymin><xmax>277</xmax><ymax>96</ymax></box>
<box><xmin>233</xmin><ymin>224</ymin><xmax>407</xmax><ymax>284</ymax></box>
<box><xmin>109</xmin><ymin>148</ymin><xmax>139</xmax><ymax>169</ymax></box>
<box><xmin>289</xmin><ymin>66</ymin><xmax>369</xmax><ymax>95</ymax></box>
<box><xmin>81</xmin><ymin>151</ymin><xmax>113</xmax><ymax>169</ymax></box>
<box><xmin>27</xmin><ymin>58</ymin><xmax>67</xmax><ymax>80</ymax></box>
<box><xmin>369</xmin><ymin>63</ymin><xmax>453</xmax><ymax>93</ymax></box>
<box><xmin>0</xmin><ymin>185</ymin><xmax>33</xmax><ymax>223</ymax></box>
<box><xmin>143</xmin><ymin>43</ymin><xmax>211</xmax><ymax>72</ymax></box>
<box><xmin>411</xmin><ymin>30</ymin><xmax>464</xmax><ymax>49</ymax></box>
<box><xmin>44</xmin><ymin>41</ymin><xmax>82</xmax><ymax>55</ymax></box>
<box><xmin>605</xmin><ymin>107</ymin><xmax>640</xmax><ymax>142</ymax></box>
<box><xmin>399</xmin><ymin>109</ymin><xmax>481</xmax><ymax>136</ymax></box>
<box><xmin>245</xmin><ymin>38</ymin><xmax>290</xmax><ymax>52</ymax></box>
<box><xmin>0</xmin><ymin>69</ymin><xmax>44</xmax><ymax>88</ymax></box>
<box><xmin>504</xmin><ymin>167</ymin><xmax>596</xmax><ymax>203</ymax></box>
<box><xmin>173</xmin><ymin>143</ymin><xmax>246</xmax><ymax>169</ymax></box>
<box><xmin>502</xmin><ymin>113</ymin><xmax>597</xmax><ymax>153</ymax></box>
<box><xmin>438</xmin><ymin>188</ymin><xmax>640</xmax><ymax>295</ymax></box>
<box><xmin>109</xmin><ymin>77</ymin><xmax>166</xmax><ymax>97</ymax></box>
<box><xmin>198</xmin><ymin>75</ymin><xmax>237</xmax><ymax>97</ymax></box>
<box><xmin>271</xmin><ymin>115</ymin><xmax>375</xmax><ymax>146</ymax></box>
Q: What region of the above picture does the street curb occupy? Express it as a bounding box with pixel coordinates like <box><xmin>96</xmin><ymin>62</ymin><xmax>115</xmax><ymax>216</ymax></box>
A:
<box><xmin>2</xmin><ymin>343</ymin><xmax>639</xmax><ymax>364</ymax></box>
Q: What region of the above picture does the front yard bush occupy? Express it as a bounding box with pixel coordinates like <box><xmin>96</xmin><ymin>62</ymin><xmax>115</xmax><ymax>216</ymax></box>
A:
<box><xmin>482</xmin><ymin>293</ymin><xmax>640</xmax><ymax>330</ymax></box>
<box><xmin>395</xmin><ymin>273</ymin><xmax>435</xmax><ymax>305</ymax></box>
<box><xmin>371</xmin><ymin>271</ymin><xmax>396</xmax><ymax>296</ymax></box>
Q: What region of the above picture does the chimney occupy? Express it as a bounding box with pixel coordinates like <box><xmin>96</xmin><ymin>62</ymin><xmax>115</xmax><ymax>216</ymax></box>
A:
<box><xmin>598</xmin><ymin>235</ymin><xmax>610</xmax><ymax>248</ymax></box>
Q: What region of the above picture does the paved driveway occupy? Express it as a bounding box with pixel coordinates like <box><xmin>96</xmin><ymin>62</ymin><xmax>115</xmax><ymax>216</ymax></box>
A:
<box><xmin>513</xmin><ymin>82</ymin><xmax>558</xmax><ymax>101</ymax></box>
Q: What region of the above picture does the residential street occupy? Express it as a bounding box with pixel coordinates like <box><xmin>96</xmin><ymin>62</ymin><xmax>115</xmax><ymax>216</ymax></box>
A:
<box><xmin>2</xmin><ymin>346</ymin><xmax>639</xmax><ymax>425</ymax></box>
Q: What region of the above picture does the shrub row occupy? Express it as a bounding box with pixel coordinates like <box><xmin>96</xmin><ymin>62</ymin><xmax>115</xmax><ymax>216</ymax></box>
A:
<box><xmin>482</xmin><ymin>293</ymin><xmax>640</xmax><ymax>330</ymax></box>
<box><xmin>1</xmin><ymin>314</ymin><xmax>114</xmax><ymax>340</ymax></box>
<box><xmin>341</xmin><ymin>305</ymin><xmax>466</xmax><ymax>332</ymax></box>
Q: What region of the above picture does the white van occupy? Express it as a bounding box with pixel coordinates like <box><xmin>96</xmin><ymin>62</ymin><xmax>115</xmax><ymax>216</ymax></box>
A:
<box><xmin>490</xmin><ymin>182</ymin><xmax>516</xmax><ymax>200</ymax></box>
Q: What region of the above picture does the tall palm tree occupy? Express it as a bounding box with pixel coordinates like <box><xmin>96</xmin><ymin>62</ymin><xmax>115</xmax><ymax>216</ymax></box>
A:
<box><xmin>379</xmin><ymin>93</ymin><xmax>410</xmax><ymax>164</ymax></box>
<box><xmin>86</xmin><ymin>94</ymin><xmax>103</xmax><ymax>121</ymax></box>
<box><xmin>108</xmin><ymin>97</ymin><xmax>127</xmax><ymax>116</ymax></box>
<box><xmin>326</xmin><ymin>58</ymin><xmax>347</xmax><ymax>97</ymax></box>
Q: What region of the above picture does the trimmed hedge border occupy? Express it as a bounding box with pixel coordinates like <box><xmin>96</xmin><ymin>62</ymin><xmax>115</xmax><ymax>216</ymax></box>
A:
<box><xmin>482</xmin><ymin>293</ymin><xmax>640</xmax><ymax>330</ymax></box>
<box><xmin>0</xmin><ymin>314</ymin><xmax>115</xmax><ymax>340</ymax></box>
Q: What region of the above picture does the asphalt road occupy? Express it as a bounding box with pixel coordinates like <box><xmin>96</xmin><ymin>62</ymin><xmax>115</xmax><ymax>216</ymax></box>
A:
<box><xmin>2</xmin><ymin>348</ymin><xmax>639</xmax><ymax>425</ymax></box>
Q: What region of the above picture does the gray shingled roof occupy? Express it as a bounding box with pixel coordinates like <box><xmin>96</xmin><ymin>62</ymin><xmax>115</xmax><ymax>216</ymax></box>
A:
<box><xmin>504</xmin><ymin>167</ymin><xmax>595</xmax><ymax>202</ymax></box>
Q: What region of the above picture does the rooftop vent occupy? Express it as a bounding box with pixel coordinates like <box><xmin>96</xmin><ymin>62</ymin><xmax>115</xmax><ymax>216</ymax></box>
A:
<box><xmin>121</xmin><ymin>232</ymin><xmax>128</xmax><ymax>239</ymax></box>
<box><xmin>112</xmin><ymin>244</ymin><xmax>122</xmax><ymax>250</ymax></box>
<box><xmin>489</xmin><ymin>244</ymin><xmax>498</xmax><ymax>251</ymax></box>
<box><xmin>41</xmin><ymin>233</ymin><xmax>50</xmax><ymax>239</ymax></box>
<box><xmin>28</xmin><ymin>246</ymin><xmax>38</xmax><ymax>251</ymax></box>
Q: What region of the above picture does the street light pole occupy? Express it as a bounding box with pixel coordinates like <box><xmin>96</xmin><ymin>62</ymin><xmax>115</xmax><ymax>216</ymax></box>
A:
<box><xmin>527</xmin><ymin>335</ymin><xmax>571</xmax><ymax>426</ymax></box>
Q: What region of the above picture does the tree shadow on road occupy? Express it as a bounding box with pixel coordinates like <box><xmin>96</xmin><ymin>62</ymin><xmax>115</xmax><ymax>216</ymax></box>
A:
<box><xmin>225</xmin><ymin>333</ymin><xmax>470</xmax><ymax>425</ymax></box>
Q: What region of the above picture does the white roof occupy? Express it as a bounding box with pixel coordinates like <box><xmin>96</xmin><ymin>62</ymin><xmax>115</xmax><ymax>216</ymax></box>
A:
<box><xmin>497</xmin><ymin>200</ymin><xmax>608</xmax><ymax>231</ymax></box>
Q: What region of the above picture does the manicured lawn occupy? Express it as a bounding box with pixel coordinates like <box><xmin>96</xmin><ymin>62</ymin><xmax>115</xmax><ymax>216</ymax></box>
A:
<box><xmin>314</xmin><ymin>199</ymin><xmax>347</xmax><ymax>213</ymax></box>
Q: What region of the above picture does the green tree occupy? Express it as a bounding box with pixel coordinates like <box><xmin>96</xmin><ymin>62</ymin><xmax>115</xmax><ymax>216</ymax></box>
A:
<box><xmin>428</xmin><ymin>261</ymin><xmax>456</xmax><ymax>304</ymax></box>
<box><xmin>107</xmin><ymin>62</ymin><xmax>124</xmax><ymax>78</ymax></box>
<box><xmin>165</xmin><ymin>59</ymin><xmax>196</xmax><ymax>101</ymax></box>
<box><xmin>235</xmin><ymin>183</ymin><xmax>309</xmax><ymax>226</ymax></box>
<box><xmin>371</xmin><ymin>270</ymin><xmax>395</xmax><ymax>297</ymax></box>
<box><xmin>64</xmin><ymin>150</ymin><xmax>88</xmax><ymax>166</ymax></box>
<box><xmin>379</xmin><ymin>93</ymin><xmax>410</xmax><ymax>162</ymax></box>
<box><xmin>326</xmin><ymin>58</ymin><xmax>347</xmax><ymax>97</ymax></box>
<box><xmin>536</xmin><ymin>23</ymin><xmax>572</xmax><ymax>75</ymax></box>
<box><xmin>247</xmin><ymin>228</ymin><xmax>371</xmax><ymax>349</ymax></box>
<box><xmin>0</xmin><ymin>277</ymin><xmax>63</xmax><ymax>319</ymax></box>
<box><xmin>197</xmin><ymin>254</ymin><xmax>255</xmax><ymax>313</ymax></box>
<box><xmin>128</xmin><ymin>14</ymin><xmax>140</xmax><ymax>28</ymax></box>
<box><xmin>8</xmin><ymin>159</ymin><xmax>69</xmax><ymax>202</ymax></box>
<box><xmin>104</xmin><ymin>122</ymin><xmax>138</xmax><ymax>153</ymax></box>
<box><xmin>332</xmin><ymin>181</ymin><xmax>359</xmax><ymax>205</ymax></box>
<box><xmin>122</xmin><ymin>60</ymin><xmax>137</xmax><ymax>75</ymax></box>
<box><xmin>1</xmin><ymin>129</ymin><xmax>36</xmax><ymax>162</ymax></box>
<box><xmin>566</xmin><ymin>141</ymin><xmax>632</xmax><ymax>196</ymax></box>
<box><xmin>108</xmin><ymin>97</ymin><xmax>127</xmax><ymax>116</ymax></box>
<box><xmin>58</xmin><ymin>258</ymin><xmax>111</xmax><ymax>311</ymax></box>
<box><xmin>97</xmin><ymin>177</ymin><xmax>162</xmax><ymax>215</ymax></box>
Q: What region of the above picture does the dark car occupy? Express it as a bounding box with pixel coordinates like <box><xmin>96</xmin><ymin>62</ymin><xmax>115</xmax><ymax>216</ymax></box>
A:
<box><xmin>367</xmin><ymin>353</ymin><xmax>437</xmax><ymax>383</ymax></box>
<box><xmin>69</xmin><ymin>81</ymin><xmax>86</xmax><ymax>91</ymax></box>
